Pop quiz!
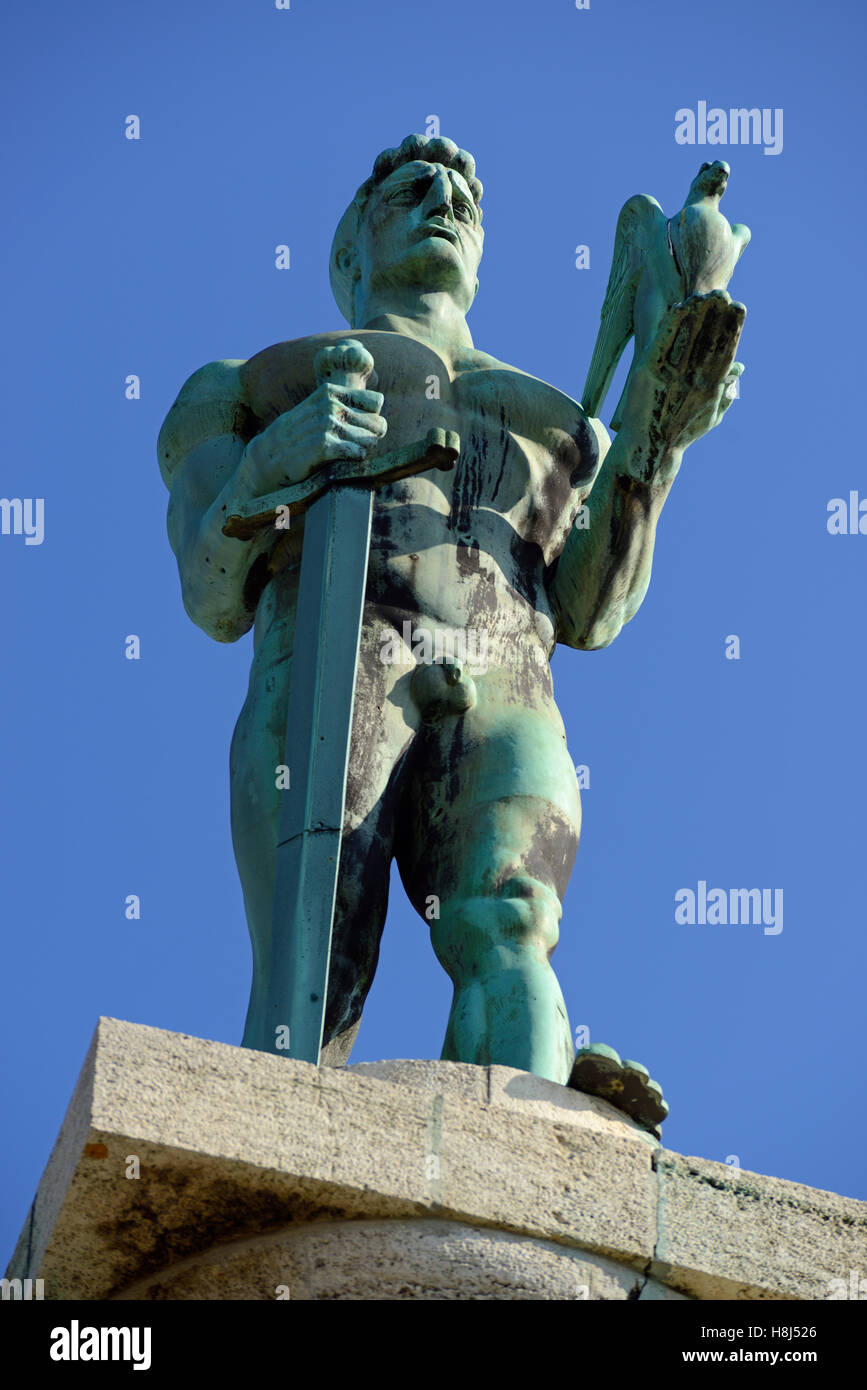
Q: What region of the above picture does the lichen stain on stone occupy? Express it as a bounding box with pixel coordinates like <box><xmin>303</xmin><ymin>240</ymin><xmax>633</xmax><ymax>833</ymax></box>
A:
<box><xmin>101</xmin><ymin>1167</ymin><xmax>364</xmax><ymax>1297</ymax></box>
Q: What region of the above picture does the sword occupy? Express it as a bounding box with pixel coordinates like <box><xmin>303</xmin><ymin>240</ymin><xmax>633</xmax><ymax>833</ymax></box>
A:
<box><xmin>222</xmin><ymin>339</ymin><xmax>459</xmax><ymax>1063</ymax></box>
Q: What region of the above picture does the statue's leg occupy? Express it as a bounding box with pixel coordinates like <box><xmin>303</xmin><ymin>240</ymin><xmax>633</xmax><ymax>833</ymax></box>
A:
<box><xmin>231</xmin><ymin>596</ymin><xmax>417</xmax><ymax>1061</ymax></box>
<box><xmin>397</xmin><ymin>658</ymin><xmax>581</xmax><ymax>1085</ymax></box>
<box><xmin>229</xmin><ymin>594</ymin><xmax>292</xmax><ymax>1055</ymax></box>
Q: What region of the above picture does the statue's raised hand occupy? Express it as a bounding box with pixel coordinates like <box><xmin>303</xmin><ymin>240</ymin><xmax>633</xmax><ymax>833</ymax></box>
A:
<box><xmin>236</xmin><ymin>349</ymin><xmax>387</xmax><ymax>500</ymax></box>
<box><xmin>617</xmin><ymin>290</ymin><xmax>745</xmax><ymax>483</ymax></box>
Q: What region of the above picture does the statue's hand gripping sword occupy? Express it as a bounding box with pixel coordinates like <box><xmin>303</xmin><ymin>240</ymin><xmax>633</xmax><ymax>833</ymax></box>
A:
<box><xmin>222</xmin><ymin>339</ymin><xmax>459</xmax><ymax>1063</ymax></box>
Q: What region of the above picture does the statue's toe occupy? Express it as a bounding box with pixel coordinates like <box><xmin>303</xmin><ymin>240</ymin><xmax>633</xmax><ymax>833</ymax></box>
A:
<box><xmin>569</xmin><ymin>1043</ymin><xmax>668</xmax><ymax>1136</ymax></box>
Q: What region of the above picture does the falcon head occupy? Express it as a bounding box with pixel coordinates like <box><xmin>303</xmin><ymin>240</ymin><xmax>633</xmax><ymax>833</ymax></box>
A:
<box><xmin>693</xmin><ymin>160</ymin><xmax>730</xmax><ymax>197</ymax></box>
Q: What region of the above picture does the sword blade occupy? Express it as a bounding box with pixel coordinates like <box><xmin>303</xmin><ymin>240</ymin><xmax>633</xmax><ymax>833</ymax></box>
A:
<box><xmin>263</xmin><ymin>484</ymin><xmax>373</xmax><ymax>1063</ymax></box>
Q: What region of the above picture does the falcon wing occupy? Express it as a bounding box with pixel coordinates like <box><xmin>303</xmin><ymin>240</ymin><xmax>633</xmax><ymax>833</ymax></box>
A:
<box><xmin>581</xmin><ymin>194</ymin><xmax>666</xmax><ymax>419</ymax></box>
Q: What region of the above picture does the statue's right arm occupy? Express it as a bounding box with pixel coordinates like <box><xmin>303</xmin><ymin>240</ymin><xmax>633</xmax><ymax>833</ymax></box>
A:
<box><xmin>159</xmin><ymin>360</ymin><xmax>271</xmax><ymax>644</ymax></box>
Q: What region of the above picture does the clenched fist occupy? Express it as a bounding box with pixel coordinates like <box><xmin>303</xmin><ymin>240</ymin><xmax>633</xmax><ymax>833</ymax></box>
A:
<box><xmin>236</xmin><ymin>379</ymin><xmax>388</xmax><ymax>499</ymax></box>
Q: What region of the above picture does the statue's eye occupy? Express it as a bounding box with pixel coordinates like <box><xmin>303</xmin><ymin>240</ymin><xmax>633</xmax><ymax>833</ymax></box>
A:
<box><xmin>387</xmin><ymin>185</ymin><xmax>422</xmax><ymax>205</ymax></box>
<box><xmin>454</xmin><ymin>202</ymin><xmax>473</xmax><ymax>221</ymax></box>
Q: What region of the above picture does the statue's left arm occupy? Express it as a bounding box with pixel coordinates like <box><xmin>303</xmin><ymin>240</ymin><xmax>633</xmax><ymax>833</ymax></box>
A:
<box><xmin>550</xmin><ymin>290</ymin><xmax>745</xmax><ymax>650</ymax></box>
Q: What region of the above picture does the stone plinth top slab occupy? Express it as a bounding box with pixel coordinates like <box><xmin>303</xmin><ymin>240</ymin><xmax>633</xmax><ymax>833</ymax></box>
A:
<box><xmin>6</xmin><ymin>1020</ymin><xmax>866</xmax><ymax>1300</ymax></box>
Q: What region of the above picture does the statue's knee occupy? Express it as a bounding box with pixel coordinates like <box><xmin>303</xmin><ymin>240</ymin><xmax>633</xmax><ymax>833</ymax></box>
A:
<box><xmin>432</xmin><ymin>876</ymin><xmax>562</xmax><ymax>976</ymax></box>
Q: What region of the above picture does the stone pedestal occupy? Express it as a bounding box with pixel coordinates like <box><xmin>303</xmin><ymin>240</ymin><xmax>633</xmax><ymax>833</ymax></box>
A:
<box><xmin>7</xmin><ymin>1019</ymin><xmax>866</xmax><ymax>1300</ymax></box>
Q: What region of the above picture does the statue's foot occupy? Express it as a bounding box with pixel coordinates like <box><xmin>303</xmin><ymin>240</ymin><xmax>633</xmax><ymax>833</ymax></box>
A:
<box><xmin>568</xmin><ymin>1044</ymin><xmax>668</xmax><ymax>1137</ymax></box>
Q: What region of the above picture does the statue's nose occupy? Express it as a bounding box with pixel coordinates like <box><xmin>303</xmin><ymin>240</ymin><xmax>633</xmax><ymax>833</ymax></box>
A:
<box><xmin>425</xmin><ymin>200</ymin><xmax>452</xmax><ymax>223</ymax></box>
<box><xmin>424</xmin><ymin>170</ymin><xmax>455</xmax><ymax>219</ymax></box>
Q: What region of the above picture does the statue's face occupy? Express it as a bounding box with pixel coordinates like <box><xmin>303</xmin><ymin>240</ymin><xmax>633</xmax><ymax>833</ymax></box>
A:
<box><xmin>354</xmin><ymin>160</ymin><xmax>483</xmax><ymax>310</ymax></box>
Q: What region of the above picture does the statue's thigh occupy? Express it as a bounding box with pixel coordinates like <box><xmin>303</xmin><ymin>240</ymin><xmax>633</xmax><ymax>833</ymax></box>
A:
<box><xmin>230</xmin><ymin>616</ymin><xmax>416</xmax><ymax>875</ymax></box>
<box><xmin>229</xmin><ymin>622</ymin><xmax>291</xmax><ymax>924</ymax></box>
<box><xmin>325</xmin><ymin>624</ymin><xmax>421</xmax><ymax>1030</ymax></box>
<box><xmin>398</xmin><ymin>678</ymin><xmax>581</xmax><ymax>908</ymax></box>
<box><xmin>333</xmin><ymin>628</ymin><xmax>418</xmax><ymax>928</ymax></box>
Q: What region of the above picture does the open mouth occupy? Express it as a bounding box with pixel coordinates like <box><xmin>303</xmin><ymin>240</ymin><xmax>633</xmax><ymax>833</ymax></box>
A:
<box><xmin>419</xmin><ymin>223</ymin><xmax>460</xmax><ymax>246</ymax></box>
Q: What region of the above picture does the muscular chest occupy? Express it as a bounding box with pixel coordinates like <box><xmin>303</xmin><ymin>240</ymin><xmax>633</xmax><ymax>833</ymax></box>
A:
<box><xmin>240</xmin><ymin>330</ymin><xmax>599</xmax><ymax>557</ymax></box>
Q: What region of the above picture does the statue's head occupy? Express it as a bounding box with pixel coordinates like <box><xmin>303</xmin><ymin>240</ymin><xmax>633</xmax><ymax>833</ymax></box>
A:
<box><xmin>330</xmin><ymin>134</ymin><xmax>484</xmax><ymax>326</ymax></box>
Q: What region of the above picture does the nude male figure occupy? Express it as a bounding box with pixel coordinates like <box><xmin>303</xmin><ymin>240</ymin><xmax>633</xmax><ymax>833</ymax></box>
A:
<box><xmin>158</xmin><ymin>135</ymin><xmax>744</xmax><ymax>1089</ymax></box>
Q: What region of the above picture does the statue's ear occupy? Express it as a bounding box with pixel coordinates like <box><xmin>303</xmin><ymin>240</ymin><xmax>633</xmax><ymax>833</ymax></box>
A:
<box><xmin>336</xmin><ymin>245</ymin><xmax>360</xmax><ymax>284</ymax></box>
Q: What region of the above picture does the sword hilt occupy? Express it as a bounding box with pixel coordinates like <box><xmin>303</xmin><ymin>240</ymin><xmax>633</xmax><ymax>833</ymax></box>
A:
<box><xmin>313</xmin><ymin>339</ymin><xmax>377</xmax><ymax>393</ymax></box>
<box><xmin>223</xmin><ymin>338</ymin><xmax>460</xmax><ymax>539</ymax></box>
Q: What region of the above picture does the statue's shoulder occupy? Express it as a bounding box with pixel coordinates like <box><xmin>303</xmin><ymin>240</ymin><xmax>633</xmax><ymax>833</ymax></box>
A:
<box><xmin>460</xmin><ymin>347</ymin><xmax>603</xmax><ymax>425</ymax></box>
<box><xmin>459</xmin><ymin>347</ymin><xmax>579</xmax><ymax>403</ymax></box>
<box><xmin>158</xmin><ymin>359</ymin><xmax>254</xmax><ymax>487</ymax></box>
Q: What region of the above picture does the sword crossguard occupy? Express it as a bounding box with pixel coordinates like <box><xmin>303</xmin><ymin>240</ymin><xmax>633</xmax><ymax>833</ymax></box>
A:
<box><xmin>223</xmin><ymin>429</ymin><xmax>460</xmax><ymax>538</ymax></box>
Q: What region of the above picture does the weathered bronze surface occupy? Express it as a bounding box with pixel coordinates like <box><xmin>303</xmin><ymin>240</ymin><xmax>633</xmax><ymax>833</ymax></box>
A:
<box><xmin>158</xmin><ymin>135</ymin><xmax>747</xmax><ymax>1128</ymax></box>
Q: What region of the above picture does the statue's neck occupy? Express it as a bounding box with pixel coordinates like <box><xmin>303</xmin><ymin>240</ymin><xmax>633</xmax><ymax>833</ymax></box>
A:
<box><xmin>356</xmin><ymin>290</ymin><xmax>474</xmax><ymax>362</ymax></box>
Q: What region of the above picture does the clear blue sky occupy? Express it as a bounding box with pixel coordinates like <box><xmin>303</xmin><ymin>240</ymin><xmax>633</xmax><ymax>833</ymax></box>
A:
<box><xmin>3</xmin><ymin>0</ymin><xmax>865</xmax><ymax>1267</ymax></box>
